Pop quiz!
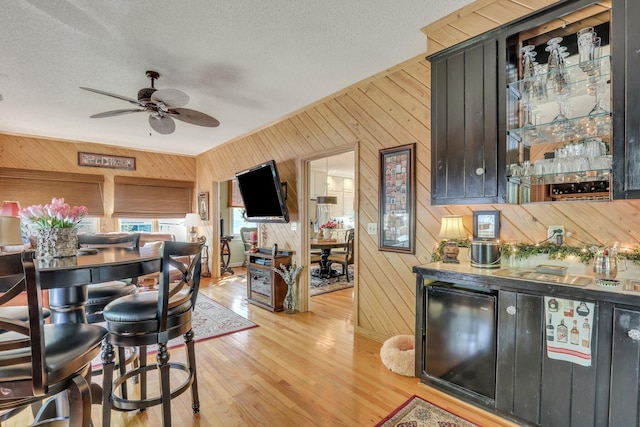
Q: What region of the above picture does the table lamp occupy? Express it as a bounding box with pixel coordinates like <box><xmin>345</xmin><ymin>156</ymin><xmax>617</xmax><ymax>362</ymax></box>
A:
<box><xmin>0</xmin><ymin>216</ymin><xmax>23</xmax><ymax>246</ymax></box>
<box><xmin>184</xmin><ymin>213</ymin><xmax>201</xmax><ymax>243</ymax></box>
<box><xmin>438</xmin><ymin>215</ymin><xmax>466</xmax><ymax>263</ymax></box>
<box><xmin>0</xmin><ymin>201</ymin><xmax>21</xmax><ymax>217</ymax></box>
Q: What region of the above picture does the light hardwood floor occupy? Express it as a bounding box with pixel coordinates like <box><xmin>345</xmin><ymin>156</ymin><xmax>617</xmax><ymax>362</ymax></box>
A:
<box><xmin>10</xmin><ymin>270</ymin><xmax>516</xmax><ymax>426</ymax></box>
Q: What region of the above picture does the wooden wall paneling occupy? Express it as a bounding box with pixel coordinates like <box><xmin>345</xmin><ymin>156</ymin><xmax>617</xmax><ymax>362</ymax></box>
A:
<box><xmin>9</xmin><ymin>0</ymin><xmax>640</xmax><ymax>342</ymax></box>
<box><xmin>0</xmin><ymin>134</ymin><xmax>195</xmax><ymax>229</ymax></box>
<box><xmin>475</xmin><ymin>0</ymin><xmax>539</xmax><ymax>25</ymax></box>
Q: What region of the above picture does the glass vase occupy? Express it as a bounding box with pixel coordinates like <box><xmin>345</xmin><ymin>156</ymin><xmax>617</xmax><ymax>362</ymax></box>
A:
<box><xmin>283</xmin><ymin>282</ymin><xmax>296</xmax><ymax>314</ymax></box>
<box><xmin>37</xmin><ymin>228</ymin><xmax>78</xmax><ymax>258</ymax></box>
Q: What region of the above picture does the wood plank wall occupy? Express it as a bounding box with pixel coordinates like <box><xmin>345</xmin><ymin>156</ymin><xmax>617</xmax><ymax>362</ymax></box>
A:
<box><xmin>3</xmin><ymin>0</ymin><xmax>639</xmax><ymax>343</ymax></box>
<box><xmin>197</xmin><ymin>0</ymin><xmax>640</xmax><ymax>342</ymax></box>
<box><xmin>0</xmin><ymin>134</ymin><xmax>196</xmax><ymax>233</ymax></box>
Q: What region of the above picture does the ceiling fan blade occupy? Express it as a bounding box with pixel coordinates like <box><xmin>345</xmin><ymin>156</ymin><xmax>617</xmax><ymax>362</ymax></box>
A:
<box><xmin>90</xmin><ymin>108</ymin><xmax>145</xmax><ymax>118</ymax></box>
<box><xmin>80</xmin><ymin>87</ymin><xmax>142</xmax><ymax>106</ymax></box>
<box><xmin>149</xmin><ymin>115</ymin><xmax>176</xmax><ymax>135</ymax></box>
<box><xmin>167</xmin><ymin>108</ymin><xmax>220</xmax><ymax>127</ymax></box>
<box><xmin>150</xmin><ymin>89</ymin><xmax>189</xmax><ymax>108</ymax></box>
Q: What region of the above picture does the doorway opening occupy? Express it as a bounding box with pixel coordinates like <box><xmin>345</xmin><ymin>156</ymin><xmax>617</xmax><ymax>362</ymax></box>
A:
<box><xmin>307</xmin><ymin>150</ymin><xmax>356</xmax><ymax>306</ymax></box>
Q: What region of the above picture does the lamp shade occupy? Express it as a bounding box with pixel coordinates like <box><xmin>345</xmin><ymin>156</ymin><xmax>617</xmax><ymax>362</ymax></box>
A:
<box><xmin>0</xmin><ymin>216</ymin><xmax>23</xmax><ymax>246</ymax></box>
<box><xmin>184</xmin><ymin>213</ymin><xmax>201</xmax><ymax>228</ymax></box>
<box><xmin>438</xmin><ymin>215</ymin><xmax>466</xmax><ymax>240</ymax></box>
<box><xmin>316</xmin><ymin>196</ymin><xmax>338</xmax><ymax>205</ymax></box>
<box><xmin>0</xmin><ymin>201</ymin><xmax>21</xmax><ymax>217</ymax></box>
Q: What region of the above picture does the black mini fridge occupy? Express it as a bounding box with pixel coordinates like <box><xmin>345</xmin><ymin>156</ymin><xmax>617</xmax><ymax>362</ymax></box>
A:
<box><xmin>425</xmin><ymin>283</ymin><xmax>497</xmax><ymax>401</ymax></box>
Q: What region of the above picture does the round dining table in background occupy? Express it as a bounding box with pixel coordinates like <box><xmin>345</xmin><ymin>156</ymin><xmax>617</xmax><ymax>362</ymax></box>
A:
<box><xmin>310</xmin><ymin>239</ymin><xmax>348</xmax><ymax>279</ymax></box>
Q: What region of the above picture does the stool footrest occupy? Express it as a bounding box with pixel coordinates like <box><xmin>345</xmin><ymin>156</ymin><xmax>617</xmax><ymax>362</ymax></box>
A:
<box><xmin>109</xmin><ymin>361</ymin><xmax>194</xmax><ymax>412</ymax></box>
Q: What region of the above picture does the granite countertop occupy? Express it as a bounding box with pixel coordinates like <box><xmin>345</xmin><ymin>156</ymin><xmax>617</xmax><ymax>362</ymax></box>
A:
<box><xmin>413</xmin><ymin>260</ymin><xmax>640</xmax><ymax>305</ymax></box>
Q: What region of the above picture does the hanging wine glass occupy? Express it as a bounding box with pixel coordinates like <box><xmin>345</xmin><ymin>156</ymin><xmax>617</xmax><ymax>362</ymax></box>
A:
<box><xmin>520</xmin><ymin>45</ymin><xmax>537</xmax><ymax>121</ymax></box>
<box><xmin>545</xmin><ymin>37</ymin><xmax>563</xmax><ymax>86</ymax></box>
<box><xmin>577</xmin><ymin>27</ymin><xmax>596</xmax><ymax>74</ymax></box>
<box><xmin>551</xmin><ymin>95</ymin><xmax>575</xmax><ymax>141</ymax></box>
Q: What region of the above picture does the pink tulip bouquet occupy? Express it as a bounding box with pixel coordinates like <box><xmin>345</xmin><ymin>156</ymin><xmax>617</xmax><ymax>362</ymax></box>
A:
<box><xmin>19</xmin><ymin>198</ymin><xmax>88</xmax><ymax>229</ymax></box>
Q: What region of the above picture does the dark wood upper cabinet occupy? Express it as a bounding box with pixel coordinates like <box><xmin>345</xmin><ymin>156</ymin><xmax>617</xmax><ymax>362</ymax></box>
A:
<box><xmin>430</xmin><ymin>0</ymin><xmax>640</xmax><ymax>205</ymax></box>
<box><xmin>612</xmin><ymin>0</ymin><xmax>640</xmax><ymax>199</ymax></box>
<box><xmin>430</xmin><ymin>38</ymin><xmax>505</xmax><ymax>205</ymax></box>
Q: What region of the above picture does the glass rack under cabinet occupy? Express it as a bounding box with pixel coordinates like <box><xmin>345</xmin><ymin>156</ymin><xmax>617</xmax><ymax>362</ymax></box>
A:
<box><xmin>507</xmin><ymin>55</ymin><xmax>612</xmax><ymax>146</ymax></box>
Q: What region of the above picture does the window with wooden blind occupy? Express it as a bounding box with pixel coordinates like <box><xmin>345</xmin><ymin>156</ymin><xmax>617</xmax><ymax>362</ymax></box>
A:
<box><xmin>228</xmin><ymin>178</ymin><xmax>244</xmax><ymax>208</ymax></box>
<box><xmin>0</xmin><ymin>168</ymin><xmax>104</xmax><ymax>216</ymax></box>
<box><xmin>113</xmin><ymin>176</ymin><xmax>194</xmax><ymax>218</ymax></box>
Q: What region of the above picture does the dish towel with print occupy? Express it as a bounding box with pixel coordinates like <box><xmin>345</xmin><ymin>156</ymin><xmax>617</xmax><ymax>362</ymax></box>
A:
<box><xmin>544</xmin><ymin>297</ymin><xmax>595</xmax><ymax>367</ymax></box>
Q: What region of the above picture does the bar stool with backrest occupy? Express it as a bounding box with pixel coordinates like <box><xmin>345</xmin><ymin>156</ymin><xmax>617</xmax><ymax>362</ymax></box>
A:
<box><xmin>101</xmin><ymin>240</ymin><xmax>204</xmax><ymax>427</ymax></box>
<box><xmin>327</xmin><ymin>228</ymin><xmax>354</xmax><ymax>281</ymax></box>
<box><xmin>77</xmin><ymin>233</ymin><xmax>141</xmax><ymax>324</ymax></box>
<box><xmin>76</xmin><ymin>233</ymin><xmax>141</xmax><ymax>390</ymax></box>
<box><xmin>0</xmin><ymin>251</ymin><xmax>107</xmax><ymax>426</ymax></box>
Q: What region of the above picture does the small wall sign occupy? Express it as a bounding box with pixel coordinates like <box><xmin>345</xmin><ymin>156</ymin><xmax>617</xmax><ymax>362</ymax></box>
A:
<box><xmin>78</xmin><ymin>152</ymin><xmax>136</xmax><ymax>171</ymax></box>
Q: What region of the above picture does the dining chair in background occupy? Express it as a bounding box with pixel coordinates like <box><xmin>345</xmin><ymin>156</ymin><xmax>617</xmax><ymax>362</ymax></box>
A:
<box><xmin>100</xmin><ymin>240</ymin><xmax>204</xmax><ymax>427</ymax></box>
<box><xmin>327</xmin><ymin>228</ymin><xmax>354</xmax><ymax>282</ymax></box>
<box><xmin>240</xmin><ymin>227</ymin><xmax>257</xmax><ymax>266</ymax></box>
<box><xmin>0</xmin><ymin>251</ymin><xmax>107</xmax><ymax>426</ymax></box>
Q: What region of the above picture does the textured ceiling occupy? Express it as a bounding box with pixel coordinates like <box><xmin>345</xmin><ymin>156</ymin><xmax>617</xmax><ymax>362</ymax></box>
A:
<box><xmin>0</xmin><ymin>0</ymin><xmax>474</xmax><ymax>155</ymax></box>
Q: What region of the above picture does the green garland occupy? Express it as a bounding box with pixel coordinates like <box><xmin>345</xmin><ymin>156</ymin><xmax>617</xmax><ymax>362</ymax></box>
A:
<box><xmin>432</xmin><ymin>240</ymin><xmax>640</xmax><ymax>266</ymax></box>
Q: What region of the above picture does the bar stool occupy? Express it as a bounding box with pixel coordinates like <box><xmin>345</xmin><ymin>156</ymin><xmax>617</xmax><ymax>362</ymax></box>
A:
<box><xmin>0</xmin><ymin>251</ymin><xmax>107</xmax><ymax>426</ymax></box>
<box><xmin>101</xmin><ymin>241</ymin><xmax>204</xmax><ymax>427</ymax></box>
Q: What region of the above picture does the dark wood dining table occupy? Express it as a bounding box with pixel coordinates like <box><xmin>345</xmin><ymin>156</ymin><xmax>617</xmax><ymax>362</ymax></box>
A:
<box><xmin>33</xmin><ymin>246</ymin><xmax>162</xmax><ymax>324</ymax></box>
<box><xmin>310</xmin><ymin>239</ymin><xmax>348</xmax><ymax>279</ymax></box>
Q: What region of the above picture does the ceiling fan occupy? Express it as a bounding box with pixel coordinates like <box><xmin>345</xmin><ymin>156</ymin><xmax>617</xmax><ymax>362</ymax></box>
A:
<box><xmin>80</xmin><ymin>70</ymin><xmax>220</xmax><ymax>135</ymax></box>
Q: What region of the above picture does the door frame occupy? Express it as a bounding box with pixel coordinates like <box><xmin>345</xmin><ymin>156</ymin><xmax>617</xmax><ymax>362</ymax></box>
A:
<box><xmin>299</xmin><ymin>143</ymin><xmax>358</xmax><ymax>313</ymax></box>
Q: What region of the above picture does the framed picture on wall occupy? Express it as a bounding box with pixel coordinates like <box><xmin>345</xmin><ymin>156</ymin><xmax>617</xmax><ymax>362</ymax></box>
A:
<box><xmin>378</xmin><ymin>143</ymin><xmax>416</xmax><ymax>254</ymax></box>
<box><xmin>473</xmin><ymin>210</ymin><xmax>500</xmax><ymax>240</ymax></box>
<box><xmin>198</xmin><ymin>192</ymin><xmax>209</xmax><ymax>221</ymax></box>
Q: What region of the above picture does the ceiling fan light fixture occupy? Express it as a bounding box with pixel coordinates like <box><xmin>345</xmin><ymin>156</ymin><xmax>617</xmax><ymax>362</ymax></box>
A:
<box><xmin>81</xmin><ymin>69</ymin><xmax>220</xmax><ymax>134</ymax></box>
<box><xmin>137</xmin><ymin>87</ymin><xmax>157</xmax><ymax>102</ymax></box>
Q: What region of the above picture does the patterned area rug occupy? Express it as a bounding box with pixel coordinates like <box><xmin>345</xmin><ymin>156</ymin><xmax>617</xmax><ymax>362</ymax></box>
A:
<box><xmin>376</xmin><ymin>395</ymin><xmax>478</xmax><ymax>427</ymax></box>
<box><xmin>92</xmin><ymin>294</ymin><xmax>257</xmax><ymax>367</ymax></box>
<box><xmin>310</xmin><ymin>265</ymin><xmax>354</xmax><ymax>296</ymax></box>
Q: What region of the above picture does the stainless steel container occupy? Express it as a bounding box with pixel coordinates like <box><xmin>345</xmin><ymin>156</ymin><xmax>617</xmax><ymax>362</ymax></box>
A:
<box><xmin>470</xmin><ymin>241</ymin><xmax>501</xmax><ymax>268</ymax></box>
<box><xmin>593</xmin><ymin>253</ymin><xmax>626</xmax><ymax>280</ymax></box>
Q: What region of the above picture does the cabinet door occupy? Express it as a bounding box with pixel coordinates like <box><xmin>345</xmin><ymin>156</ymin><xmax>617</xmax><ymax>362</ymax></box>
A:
<box><xmin>431</xmin><ymin>38</ymin><xmax>504</xmax><ymax>205</ymax></box>
<box><xmin>612</xmin><ymin>0</ymin><xmax>640</xmax><ymax>199</ymax></box>
<box><xmin>496</xmin><ymin>291</ymin><xmax>543</xmax><ymax>424</ymax></box>
<box><xmin>311</xmin><ymin>170</ymin><xmax>327</xmax><ymax>199</ymax></box>
<box><xmin>497</xmin><ymin>291</ymin><xmax>611</xmax><ymax>427</ymax></box>
<box><xmin>328</xmin><ymin>175</ymin><xmax>344</xmax><ymax>191</ymax></box>
<box><xmin>327</xmin><ymin>190</ymin><xmax>343</xmax><ymax>217</ymax></box>
<box><xmin>609</xmin><ymin>307</ymin><xmax>640</xmax><ymax>425</ymax></box>
<box><xmin>343</xmin><ymin>190</ymin><xmax>353</xmax><ymax>217</ymax></box>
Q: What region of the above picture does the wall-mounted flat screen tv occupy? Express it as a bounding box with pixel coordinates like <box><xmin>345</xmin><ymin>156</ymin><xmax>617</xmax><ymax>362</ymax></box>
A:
<box><xmin>235</xmin><ymin>160</ymin><xmax>290</xmax><ymax>223</ymax></box>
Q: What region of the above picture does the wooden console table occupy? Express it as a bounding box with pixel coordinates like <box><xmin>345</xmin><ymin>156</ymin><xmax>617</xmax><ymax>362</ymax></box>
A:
<box><xmin>246</xmin><ymin>250</ymin><xmax>292</xmax><ymax>312</ymax></box>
